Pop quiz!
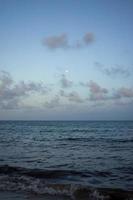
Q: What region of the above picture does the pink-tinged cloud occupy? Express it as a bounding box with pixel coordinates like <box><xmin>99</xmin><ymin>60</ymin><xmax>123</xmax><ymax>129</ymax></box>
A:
<box><xmin>0</xmin><ymin>71</ymin><xmax>48</xmax><ymax>109</ymax></box>
<box><xmin>88</xmin><ymin>80</ymin><xmax>108</xmax><ymax>94</ymax></box>
<box><xmin>83</xmin><ymin>32</ymin><xmax>94</xmax><ymax>44</ymax></box>
<box><xmin>115</xmin><ymin>87</ymin><xmax>133</xmax><ymax>98</ymax></box>
<box><xmin>42</xmin><ymin>32</ymin><xmax>95</xmax><ymax>50</ymax></box>
<box><xmin>81</xmin><ymin>80</ymin><xmax>108</xmax><ymax>101</ymax></box>
<box><xmin>43</xmin><ymin>33</ymin><xmax>69</xmax><ymax>50</ymax></box>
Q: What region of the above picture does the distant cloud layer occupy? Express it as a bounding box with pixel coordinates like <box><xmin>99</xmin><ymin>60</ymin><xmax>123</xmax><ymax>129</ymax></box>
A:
<box><xmin>115</xmin><ymin>87</ymin><xmax>133</xmax><ymax>99</ymax></box>
<box><xmin>44</xmin><ymin>95</ymin><xmax>60</xmax><ymax>108</ymax></box>
<box><xmin>95</xmin><ymin>62</ymin><xmax>130</xmax><ymax>78</ymax></box>
<box><xmin>0</xmin><ymin>70</ymin><xmax>48</xmax><ymax>109</ymax></box>
<box><xmin>60</xmin><ymin>90</ymin><xmax>83</xmax><ymax>103</ymax></box>
<box><xmin>0</xmin><ymin>70</ymin><xmax>133</xmax><ymax>110</ymax></box>
<box><xmin>80</xmin><ymin>80</ymin><xmax>133</xmax><ymax>103</ymax></box>
<box><xmin>42</xmin><ymin>32</ymin><xmax>94</xmax><ymax>50</ymax></box>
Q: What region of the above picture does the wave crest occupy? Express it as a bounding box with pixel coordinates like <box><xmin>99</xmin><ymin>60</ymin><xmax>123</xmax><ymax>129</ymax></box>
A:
<box><xmin>0</xmin><ymin>165</ymin><xmax>133</xmax><ymax>200</ymax></box>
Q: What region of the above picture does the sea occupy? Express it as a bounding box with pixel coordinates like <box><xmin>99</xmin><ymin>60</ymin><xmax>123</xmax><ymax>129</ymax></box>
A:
<box><xmin>0</xmin><ymin>121</ymin><xmax>133</xmax><ymax>200</ymax></box>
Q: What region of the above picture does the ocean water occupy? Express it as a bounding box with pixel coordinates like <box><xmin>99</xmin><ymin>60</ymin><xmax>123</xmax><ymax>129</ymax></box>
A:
<box><xmin>0</xmin><ymin>121</ymin><xmax>133</xmax><ymax>200</ymax></box>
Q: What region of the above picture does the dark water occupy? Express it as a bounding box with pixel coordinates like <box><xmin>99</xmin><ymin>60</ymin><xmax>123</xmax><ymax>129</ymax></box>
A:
<box><xmin>0</xmin><ymin>121</ymin><xmax>133</xmax><ymax>200</ymax></box>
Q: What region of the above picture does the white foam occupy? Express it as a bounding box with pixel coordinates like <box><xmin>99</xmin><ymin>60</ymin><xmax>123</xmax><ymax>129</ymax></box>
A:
<box><xmin>89</xmin><ymin>190</ymin><xmax>109</xmax><ymax>200</ymax></box>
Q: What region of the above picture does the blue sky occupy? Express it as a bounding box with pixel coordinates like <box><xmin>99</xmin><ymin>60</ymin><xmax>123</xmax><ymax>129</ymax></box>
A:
<box><xmin>0</xmin><ymin>0</ymin><xmax>133</xmax><ymax>120</ymax></box>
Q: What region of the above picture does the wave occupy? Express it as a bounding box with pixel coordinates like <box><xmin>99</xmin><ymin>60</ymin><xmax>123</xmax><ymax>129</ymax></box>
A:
<box><xmin>0</xmin><ymin>165</ymin><xmax>114</xmax><ymax>179</ymax></box>
<box><xmin>0</xmin><ymin>165</ymin><xmax>85</xmax><ymax>179</ymax></box>
<box><xmin>58</xmin><ymin>137</ymin><xmax>133</xmax><ymax>144</ymax></box>
<box><xmin>0</xmin><ymin>165</ymin><xmax>133</xmax><ymax>200</ymax></box>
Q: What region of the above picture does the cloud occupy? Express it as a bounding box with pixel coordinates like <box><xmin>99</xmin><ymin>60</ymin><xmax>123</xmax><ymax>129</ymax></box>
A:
<box><xmin>109</xmin><ymin>87</ymin><xmax>133</xmax><ymax>108</ymax></box>
<box><xmin>0</xmin><ymin>71</ymin><xmax>48</xmax><ymax>109</ymax></box>
<box><xmin>42</xmin><ymin>32</ymin><xmax>95</xmax><ymax>50</ymax></box>
<box><xmin>0</xmin><ymin>99</ymin><xmax>19</xmax><ymax>110</ymax></box>
<box><xmin>42</xmin><ymin>33</ymin><xmax>69</xmax><ymax>50</ymax></box>
<box><xmin>80</xmin><ymin>80</ymin><xmax>108</xmax><ymax>101</ymax></box>
<box><xmin>95</xmin><ymin>62</ymin><xmax>130</xmax><ymax>78</ymax></box>
<box><xmin>114</xmin><ymin>87</ymin><xmax>133</xmax><ymax>98</ymax></box>
<box><xmin>88</xmin><ymin>80</ymin><xmax>108</xmax><ymax>101</ymax></box>
<box><xmin>83</xmin><ymin>32</ymin><xmax>94</xmax><ymax>44</ymax></box>
<box><xmin>13</xmin><ymin>81</ymin><xmax>47</xmax><ymax>95</ymax></box>
<box><xmin>60</xmin><ymin>90</ymin><xmax>83</xmax><ymax>103</ymax></box>
<box><xmin>0</xmin><ymin>70</ymin><xmax>13</xmax><ymax>89</ymax></box>
<box><xmin>1</xmin><ymin>70</ymin><xmax>132</xmax><ymax>113</ymax></box>
<box><xmin>60</xmin><ymin>74</ymin><xmax>73</xmax><ymax>88</ymax></box>
<box><xmin>44</xmin><ymin>95</ymin><xmax>60</xmax><ymax>108</ymax></box>
<box><xmin>88</xmin><ymin>80</ymin><xmax>108</xmax><ymax>94</ymax></box>
<box><xmin>86</xmin><ymin>81</ymin><xmax>133</xmax><ymax>102</ymax></box>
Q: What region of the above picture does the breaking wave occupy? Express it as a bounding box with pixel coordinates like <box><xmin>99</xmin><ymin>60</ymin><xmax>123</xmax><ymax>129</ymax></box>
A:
<box><xmin>0</xmin><ymin>165</ymin><xmax>133</xmax><ymax>200</ymax></box>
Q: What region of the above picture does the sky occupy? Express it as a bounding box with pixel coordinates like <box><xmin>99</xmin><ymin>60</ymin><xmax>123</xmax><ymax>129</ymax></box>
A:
<box><xmin>0</xmin><ymin>0</ymin><xmax>133</xmax><ymax>120</ymax></box>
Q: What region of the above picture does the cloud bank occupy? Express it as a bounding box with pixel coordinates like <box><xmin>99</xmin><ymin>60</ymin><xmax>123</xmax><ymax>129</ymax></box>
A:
<box><xmin>0</xmin><ymin>70</ymin><xmax>133</xmax><ymax>111</ymax></box>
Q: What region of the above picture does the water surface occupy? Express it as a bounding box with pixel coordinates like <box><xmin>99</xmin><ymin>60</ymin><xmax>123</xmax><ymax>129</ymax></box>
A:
<box><xmin>0</xmin><ymin>121</ymin><xmax>133</xmax><ymax>199</ymax></box>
